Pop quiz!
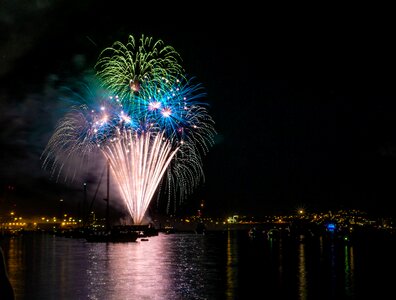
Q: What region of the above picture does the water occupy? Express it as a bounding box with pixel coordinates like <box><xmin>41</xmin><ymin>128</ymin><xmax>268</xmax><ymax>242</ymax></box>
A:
<box><xmin>1</xmin><ymin>230</ymin><xmax>395</xmax><ymax>299</ymax></box>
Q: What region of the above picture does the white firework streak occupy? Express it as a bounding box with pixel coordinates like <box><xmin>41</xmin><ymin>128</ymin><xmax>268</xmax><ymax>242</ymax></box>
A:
<box><xmin>102</xmin><ymin>130</ymin><xmax>178</xmax><ymax>224</ymax></box>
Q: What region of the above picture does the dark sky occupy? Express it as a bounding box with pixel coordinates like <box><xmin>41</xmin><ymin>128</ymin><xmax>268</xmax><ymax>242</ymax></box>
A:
<box><xmin>1</xmin><ymin>1</ymin><xmax>396</xmax><ymax>219</ymax></box>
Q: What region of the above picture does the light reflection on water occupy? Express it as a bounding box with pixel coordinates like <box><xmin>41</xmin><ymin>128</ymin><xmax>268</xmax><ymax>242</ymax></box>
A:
<box><xmin>344</xmin><ymin>244</ymin><xmax>355</xmax><ymax>298</ymax></box>
<box><xmin>298</xmin><ymin>242</ymin><xmax>307</xmax><ymax>300</ymax></box>
<box><xmin>85</xmin><ymin>238</ymin><xmax>174</xmax><ymax>299</ymax></box>
<box><xmin>226</xmin><ymin>230</ymin><xmax>238</xmax><ymax>299</ymax></box>
<box><xmin>3</xmin><ymin>233</ymin><xmax>225</xmax><ymax>300</ymax></box>
<box><xmin>6</xmin><ymin>238</ymin><xmax>25</xmax><ymax>296</ymax></box>
<box><xmin>1</xmin><ymin>230</ymin><xmax>396</xmax><ymax>299</ymax></box>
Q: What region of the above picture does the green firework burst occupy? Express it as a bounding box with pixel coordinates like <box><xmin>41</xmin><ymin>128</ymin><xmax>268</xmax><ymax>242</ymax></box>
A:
<box><xmin>95</xmin><ymin>34</ymin><xmax>185</xmax><ymax>103</ymax></box>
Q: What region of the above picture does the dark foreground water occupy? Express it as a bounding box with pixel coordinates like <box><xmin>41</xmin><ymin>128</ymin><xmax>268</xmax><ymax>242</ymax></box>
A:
<box><xmin>1</xmin><ymin>230</ymin><xmax>396</xmax><ymax>299</ymax></box>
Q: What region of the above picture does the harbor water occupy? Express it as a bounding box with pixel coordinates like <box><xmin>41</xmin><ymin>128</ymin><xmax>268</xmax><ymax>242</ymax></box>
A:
<box><xmin>1</xmin><ymin>230</ymin><xmax>395</xmax><ymax>299</ymax></box>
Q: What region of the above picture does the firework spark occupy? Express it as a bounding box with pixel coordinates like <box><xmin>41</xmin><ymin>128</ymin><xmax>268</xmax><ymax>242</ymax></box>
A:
<box><xmin>133</xmin><ymin>77</ymin><xmax>216</xmax><ymax>205</ymax></box>
<box><xmin>95</xmin><ymin>34</ymin><xmax>184</xmax><ymax>103</ymax></box>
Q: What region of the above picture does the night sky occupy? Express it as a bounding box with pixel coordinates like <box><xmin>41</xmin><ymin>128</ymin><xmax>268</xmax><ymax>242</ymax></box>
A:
<box><xmin>1</xmin><ymin>1</ymin><xmax>396</xmax><ymax>219</ymax></box>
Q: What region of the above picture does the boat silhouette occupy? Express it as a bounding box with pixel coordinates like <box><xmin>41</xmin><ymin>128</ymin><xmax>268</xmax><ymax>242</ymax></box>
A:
<box><xmin>83</xmin><ymin>160</ymin><xmax>140</xmax><ymax>243</ymax></box>
<box><xmin>85</xmin><ymin>225</ymin><xmax>139</xmax><ymax>243</ymax></box>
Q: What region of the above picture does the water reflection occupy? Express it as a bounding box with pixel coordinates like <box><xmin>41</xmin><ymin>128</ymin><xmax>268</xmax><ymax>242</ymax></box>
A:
<box><xmin>4</xmin><ymin>234</ymin><xmax>223</xmax><ymax>299</ymax></box>
<box><xmin>1</xmin><ymin>231</ymin><xmax>391</xmax><ymax>299</ymax></box>
<box><xmin>279</xmin><ymin>238</ymin><xmax>284</xmax><ymax>288</ymax></box>
<box><xmin>171</xmin><ymin>234</ymin><xmax>224</xmax><ymax>299</ymax></box>
<box><xmin>6</xmin><ymin>237</ymin><xmax>25</xmax><ymax>297</ymax></box>
<box><xmin>344</xmin><ymin>244</ymin><xmax>355</xmax><ymax>298</ymax></box>
<box><xmin>329</xmin><ymin>238</ymin><xmax>337</xmax><ymax>299</ymax></box>
<box><xmin>85</xmin><ymin>238</ymin><xmax>174</xmax><ymax>299</ymax></box>
<box><xmin>86</xmin><ymin>244</ymin><xmax>111</xmax><ymax>299</ymax></box>
<box><xmin>226</xmin><ymin>230</ymin><xmax>238</xmax><ymax>299</ymax></box>
<box><xmin>298</xmin><ymin>242</ymin><xmax>307</xmax><ymax>300</ymax></box>
<box><xmin>319</xmin><ymin>236</ymin><xmax>324</xmax><ymax>259</ymax></box>
<box><xmin>268</xmin><ymin>236</ymin><xmax>284</xmax><ymax>289</ymax></box>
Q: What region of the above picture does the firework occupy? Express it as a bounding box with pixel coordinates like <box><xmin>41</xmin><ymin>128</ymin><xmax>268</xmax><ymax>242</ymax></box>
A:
<box><xmin>95</xmin><ymin>34</ymin><xmax>184</xmax><ymax>103</ymax></box>
<box><xmin>103</xmin><ymin>130</ymin><xmax>178</xmax><ymax>224</ymax></box>
<box><xmin>42</xmin><ymin>76</ymin><xmax>215</xmax><ymax>224</ymax></box>
<box><xmin>43</xmin><ymin>35</ymin><xmax>215</xmax><ymax>225</ymax></box>
<box><xmin>133</xmin><ymin>77</ymin><xmax>216</xmax><ymax>206</ymax></box>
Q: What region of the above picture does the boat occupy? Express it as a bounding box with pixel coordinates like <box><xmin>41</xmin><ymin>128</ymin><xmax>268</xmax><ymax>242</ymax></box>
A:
<box><xmin>125</xmin><ymin>224</ymin><xmax>159</xmax><ymax>237</ymax></box>
<box><xmin>84</xmin><ymin>161</ymin><xmax>139</xmax><ymax>243</ymax></box>
<box><xmin>195</xmin><ymin>221</ymin><xmax>206</xmax><ymax>234</ymax></box>
<box><xmin>85</xmin><ymin>226</ymin><xmax>139</xmax><ymax>243</ymax></box>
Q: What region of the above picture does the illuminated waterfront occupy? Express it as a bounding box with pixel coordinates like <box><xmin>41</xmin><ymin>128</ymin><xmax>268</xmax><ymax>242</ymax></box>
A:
<box><xmin>1</xmin><ymin>229</ymin><xmax>396</xmax><ymax>299</ymax></box>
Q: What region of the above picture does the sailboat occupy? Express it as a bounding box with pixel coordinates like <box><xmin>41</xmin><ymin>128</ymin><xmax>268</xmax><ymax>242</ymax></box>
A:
<box><xmin>85</xmin><ymin>160</ymin><xmax>139</xmax><ymax>243</ymax></box>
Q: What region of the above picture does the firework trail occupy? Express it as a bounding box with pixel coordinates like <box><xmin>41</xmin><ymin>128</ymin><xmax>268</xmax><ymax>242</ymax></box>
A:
<box><xmin>103</xmin><ymin>130</ymin><xmax>178</xmax><ymax>224</ymax></box>
<box><xmin>43</xmin><ymin>35</ymin><xmax>215</xmax><ymax>224</ymax></box>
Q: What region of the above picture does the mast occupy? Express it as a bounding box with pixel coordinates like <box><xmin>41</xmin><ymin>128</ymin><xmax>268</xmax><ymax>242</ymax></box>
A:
<box><xmin>83</xmin><ymin>182</ymin><xmax>87</xmax><ymax>227</ymax></box>
<box><xmin>105</xmin><ymin>159</ymin><xmax>110</xmax><ymax>231</ymax></box>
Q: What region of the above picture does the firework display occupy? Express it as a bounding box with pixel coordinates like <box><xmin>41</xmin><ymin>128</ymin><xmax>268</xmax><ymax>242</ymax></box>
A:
<box><xmin>42</xmin><ymin>34</ymin><xmax>215</xmax><ymax>224</ymax></box>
